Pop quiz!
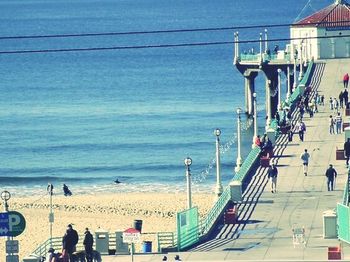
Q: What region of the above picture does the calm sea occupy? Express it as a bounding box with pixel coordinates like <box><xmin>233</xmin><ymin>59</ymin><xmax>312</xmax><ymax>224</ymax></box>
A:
<box><xmin>0</xmin><ymin>0</ymin><xmax>330</xmax><ymax>196</ymax></box>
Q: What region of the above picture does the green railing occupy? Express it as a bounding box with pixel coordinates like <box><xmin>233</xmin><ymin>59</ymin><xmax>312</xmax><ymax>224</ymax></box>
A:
<box><xmin>199</xmin><ymin>187</ymin><xmax>231</xmax><ymax>236</ymax></box>
<box><xmin>240</xmin><ymin>54</ymin><xmax>260</xmax><ymax>61</ymax></box>
<box><xmin>239</xmin><ymin>53</ymin><xmax>291</xmax><ymax>63</ymax></box>
<box><xmin>337</xmin><ymin>203</ymin><xmax>350</xmax><ymax>243</ymax></box>
<box><xmin>176</xmin><ymin>207</ymin><xmax>199</xmax><ymax>251</ymax></box>
<box><xmin>233</xmin><ymin>146</ymin><xmax>261</xmax><ymax>181</ymax></box>
<box><xmin>343</xmin><ymin>181</ymin><xmax>349</xmax><ymax>206</ymax></box>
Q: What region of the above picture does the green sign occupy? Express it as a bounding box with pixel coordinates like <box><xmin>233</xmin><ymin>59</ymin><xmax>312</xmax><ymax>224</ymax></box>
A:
<box><xmin>8</xmin><ymin>211</ymin><xmax>26</xmax><ymax>237</ymax></box>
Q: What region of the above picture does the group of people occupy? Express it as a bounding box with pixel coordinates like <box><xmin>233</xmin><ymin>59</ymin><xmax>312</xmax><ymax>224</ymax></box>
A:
<box><xmin>47</xmin><ymin>183</ymin><xmax>73</xmax><ymax>197</ymax></box>
<box><xmin>268</xmin><ymin>150</ymin><xmax>338</xmax><ymax>193</ymax></box>
<box><xmin>329</xmin><ymin>113</ymin><xmax>343</xmax><ymax>134</ymax></box>
<box><xmin>48</xmin><ymin>225</ymin><xmax>94</xmax><ymax>262</ymax></box>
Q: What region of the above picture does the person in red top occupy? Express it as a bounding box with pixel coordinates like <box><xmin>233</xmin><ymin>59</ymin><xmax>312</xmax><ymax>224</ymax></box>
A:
<box><xmin>343</xmin><ymin>73</ymin><xmax>349</xmax><ymax>88</ymax></box>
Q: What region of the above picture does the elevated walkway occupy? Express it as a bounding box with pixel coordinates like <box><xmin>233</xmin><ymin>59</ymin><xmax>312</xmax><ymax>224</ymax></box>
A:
<box><xmin>102</xmin><ymin>59</ymin><xmax>350</xmax><ymax>261</ymax></box>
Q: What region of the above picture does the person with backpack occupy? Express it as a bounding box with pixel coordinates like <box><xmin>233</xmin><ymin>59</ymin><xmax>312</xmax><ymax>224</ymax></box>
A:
<box><xmin>300</xmin><ymin>149</ymin><xmax>310</xmax><ymax>176</ymax></box>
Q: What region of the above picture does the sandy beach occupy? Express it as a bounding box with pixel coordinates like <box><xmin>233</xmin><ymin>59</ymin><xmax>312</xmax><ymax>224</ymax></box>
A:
<box><xmin>0</xmin><ymin>192</ymin><xmax>213</xmax><ymax>259</ymax></box>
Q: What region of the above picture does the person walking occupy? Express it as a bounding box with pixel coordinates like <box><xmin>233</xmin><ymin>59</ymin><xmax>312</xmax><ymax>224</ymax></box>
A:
<box><xmin>344</xmin><ymin>73</ymin><xmax>349</xmax><ymax>88</ymax></box>
<box><xmin>329</xmin><ymin>115</ymin><xmax>335</xmax><ymax>134</ymax></box>
<box><xmin>333</xmin><ymin>98</ymin><xmax>339</xmax><ymax>113</ymax></box>
<box><xmin>339</xmin><ymin>91</ymin><xmax>344</xmax><ymax>108</ymax></box>
<box><xmin>62</xmin><ymin>224</ymin><xmax>79</xmax><ymax>260</ymax></box>
<box><xmin>344</xmin><ymin>89</ymin><xmax>349</xmax><ymax>107</ymax></box>
<box><xmin>300</xmin><ymin>149</ymin><xmax>310</xmax><ymax>176</ymax></box>
<box><xmin>267</xmin><ymin>163</ymin><xmax>278</xmax><ymax>193</ymax></box>
<box><xmin>329</xmin><ymin>97</ymin><xmax>333</xmax><ymax>110</ymax></box>
<box><xmin>335</xmin><ymin>112</ymin><xmax>342</xmax><ymax>134</ymax></box>
<box><xmin>345</xmin><ymin>138</ymin><xmax>350</xmax><ymax>167</ymax></box>
<box><xmin>325</xmin><ymin>164</ymin><xmax>337</xmax><ymax>191</ymax></box>
<box><xmin>83</xmin><ymin>228</ymin><xmax>94</xmax><ymax>262</ymax></box>
<box><xmin>296</xmin><ymin>120</ymin><xmax>306</xmax><ymax>141</ymax></box>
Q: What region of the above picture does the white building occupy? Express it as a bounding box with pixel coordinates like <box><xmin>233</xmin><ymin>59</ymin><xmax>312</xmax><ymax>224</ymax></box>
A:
<box><xmin>291</xmin><ymin>0</ymin><xmax>350</xmax><ymax>60</ymax></box>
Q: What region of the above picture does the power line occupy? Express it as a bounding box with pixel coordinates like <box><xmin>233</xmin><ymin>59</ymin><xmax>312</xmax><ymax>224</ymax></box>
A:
<box><xmin>1</xmin><ymin>20</ymin><xmax>350</xmax><ymax>40</ymax></box>
<box><xmin>1</xmin><ymin>34</ymin><xmax>350</xmax><ymax>55</ymax></box>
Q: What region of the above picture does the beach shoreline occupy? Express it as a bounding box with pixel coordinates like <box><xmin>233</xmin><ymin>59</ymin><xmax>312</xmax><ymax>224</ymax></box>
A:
<box><xmin>0</xmin><ymin>192</ymin><xmax>213</xmax><ymax>258</ymax></box>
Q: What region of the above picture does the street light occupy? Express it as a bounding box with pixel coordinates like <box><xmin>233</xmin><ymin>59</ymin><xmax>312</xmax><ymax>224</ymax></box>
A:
<box><xmin>214</xmin><ymin>128</ymin><xmax>223</xmax><ymax>199</ymax></box>
<box><xmin>264</xmin><ymin>29</ymin><xmax>268</xmax><ymax>52</ymax></box>
<box><xmin>1</xmin><ymin>191</ymin><xmax>10</xmax><ymax>212</ymax></box>
<box><xmin>235</xmin><ymin>108</ymin><xmax>243</xmax><ymax>173</ymax></box>
<box><xmin>277</xmin><ymin>68</ymin><xmax>282</xmax><ymax>110</ymax></box>
<box><xmin>252</xmin><ymin>93</ymin><xmax>258</xmax><ymax>148</ymax></box>
<box><xmin>184</xmin><ymin>157</ymin><xmax>192</xmax><ymax>209</ymax></box>
<box><xmin>259</xmin><ymin>33</ymin><xmax>263</xmax><ymax>62</ymax></box>
<box><xmin>299</xmin><ymin>40</ymin><xmax>303</xmax><ymax>81</ymax></box>
<box><xmin>293</xmin><ymin>52</ymin><xmax>297</xmax><ymax>91</ymax></box>
<box><xmin>47</xmin><ymin>183</ymin><xmax>54</xmax><ymax>248</ymax></box>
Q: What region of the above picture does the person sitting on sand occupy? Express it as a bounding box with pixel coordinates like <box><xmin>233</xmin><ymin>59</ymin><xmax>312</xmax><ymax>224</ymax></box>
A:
<box><xmin>63</xmin><ymin>184</ymin><xmax>72</xmax><ymax>196</ymax></box>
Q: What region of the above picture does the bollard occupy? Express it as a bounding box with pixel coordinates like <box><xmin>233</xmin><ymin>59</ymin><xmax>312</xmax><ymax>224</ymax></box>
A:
<box><xmin>229</xmin><ymin>181</ymin><xmax>242</xmax><ymax>202</ymax></box>
<box><xmin>95</xmin><ymin>229</ymin><xmax>109</xmax><ymax>255</ymax></box>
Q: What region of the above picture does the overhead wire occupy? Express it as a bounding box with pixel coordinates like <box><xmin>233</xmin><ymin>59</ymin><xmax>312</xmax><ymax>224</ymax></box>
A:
<box><xmin>0</xmin><ymin>20</ymin><xmax>350</xmax><ymax>40</ymax></box>
<box><xmin>1</xmin><ymin>34</ymin><xmax>350</xmax><ymax>55</ymax></box>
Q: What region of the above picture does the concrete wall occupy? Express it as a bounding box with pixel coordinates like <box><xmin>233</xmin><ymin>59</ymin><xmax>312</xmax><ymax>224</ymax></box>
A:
<box><xmin>291</xmin><ymin>26</ymin><xmax>350</xmax><ymax>60</ymax></box>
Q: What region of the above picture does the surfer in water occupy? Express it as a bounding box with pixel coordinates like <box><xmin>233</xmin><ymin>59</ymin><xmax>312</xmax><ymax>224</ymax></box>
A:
<box><xmin>114</xmin><ymin>178</ymin><xmax>121</xmax><ymax>184</ymax></box>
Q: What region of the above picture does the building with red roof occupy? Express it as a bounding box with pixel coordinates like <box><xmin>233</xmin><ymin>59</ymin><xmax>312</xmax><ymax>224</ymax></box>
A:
<box><xmin>291</xmin><ymin>0</ymin><xmax>350</xmax><ymax>59</ymax></box>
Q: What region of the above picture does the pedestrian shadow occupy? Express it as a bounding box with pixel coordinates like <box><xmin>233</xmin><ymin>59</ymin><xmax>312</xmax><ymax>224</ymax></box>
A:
<box><xmin>277</xmin><ymin>154</ymin><xmax>296</xmax><ymax>158</ymax></box>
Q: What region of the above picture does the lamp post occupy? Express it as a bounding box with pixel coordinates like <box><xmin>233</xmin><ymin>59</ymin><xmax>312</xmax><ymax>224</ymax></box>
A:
<box><xmin>252</xmin><ymin>93</ymin><xmax>258</xmax><ymax>148</ymax></box>
<box><xmin>299</xmin><ymin>40</ymin><xmax>303</xmax><ymax>81</ymax></box>
<box><xmin>293</xmin><ymin>53</ymin><xmax>297</xmax><ymax>91</ymax></box>
<box><xmin>235</xmin><ymin>108</ymin><xmax>243</xmax><ymax>173</ymax></box>
<box><xmin>264</xmin><ymin>29</ymin><xmax>268</xmax><ymax>52</ymax></box>
<box><xmin>214</xmin><ymin>129</ymin><xmax>223</xmax><ymax>199</ymax></box>
<box><xmin>184</xmin><ymin>157</ymin><xmax>192</xmax><ymax>209</ymax></box>
<box><xmin>277</xmin><ymin>68</ymin><xmax>282</xmax><ymax>110</ymax></box>
<box><xmin>287</xmin><ymin>65</ymin><xmax>291</xmax><ymax>99</ymax></box>
<box><xmin>1</xmin><ymin>191</ymin><xmax>11</xmax><ymax>254</ymax></box>
<box><xmin>259</xmin><ymin>33</ymin><xmax>263</xmax><ymax>62</ymax></box>
<box><xmin>47</xmin><ymin>183</ymin><xmax>54</xmax><ymax>248</ymax></box>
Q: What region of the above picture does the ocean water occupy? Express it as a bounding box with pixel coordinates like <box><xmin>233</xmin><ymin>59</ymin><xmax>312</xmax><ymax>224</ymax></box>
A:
<box><xmin>0</xmin><ymin>0</ymin><xmax>330</xmax><ymax>196</ymax></box>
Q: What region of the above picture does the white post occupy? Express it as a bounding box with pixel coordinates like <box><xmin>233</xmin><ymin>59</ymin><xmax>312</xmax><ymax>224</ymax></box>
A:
<box><xmin>131</xmin><ymin>243</ymin><xmax>134</xmax><ymax>262</ymax></box>
<box><xmin>264</xmin><ymin>29</ymin><xmax>268</xmax><ymax>52</ymax></box>
<box><xmin>259</xmin><ymin>33</ymin><xmax>263</xmax><ymax>62</ymax></box>
<box><xmin>1</xmin><ymin>191</ymin><xmax>11</xmax><ymax>257</ymax></box>
<box><xmin>299</xmin><ymin>41</ymin><xmax>303</xmax><ymax>81</ymax></box>
<box><xmin>48</xmin><ymin>184</ymin><xmax>54</xmax><ymax>248</ymax></box>
<box><xmin>235</xmin><ymin>108</ymin><xmax>243</xmax><ymax>172</ymax></box>
<box><xmin>184</xmin><ymin>157</ymin><xmax>192</xmax><ymax>209</ymax></box>
<box><xmin>252</xmin><ymin>93</ymin><xmax>258</xmax><ymax>148</ymax></box>
<box><xmin>236</xmin><ymin>32</ymin><xmax>239</xmax><ymax>59</ymax></box>
<box><xmin>214</xmin><ymin>129</ymin><xmax>223</xmax><ymax>199</ymax></box>
<box><xmin>266</xmin><ymin>80</ymin><xmax>272</xmax><ymax>128</ymax></box>
<box><xmin>234</xmin><ymin>32</ymin><xmax>237</xmax><ymax>62</ymax></box>
<box><xmin>293</xmin><ymin>54</ymin><xmax>297</xmax><ymax>91</ymax></box>
<box><xmin>287</xmin><ymin>66</ymin><xmax>291</xmax><ymax>99</ymax></box>
<box><xmin>277</xmin><ymin>69</ymin><xmax>282</xmax><ymax>110</ymax></box>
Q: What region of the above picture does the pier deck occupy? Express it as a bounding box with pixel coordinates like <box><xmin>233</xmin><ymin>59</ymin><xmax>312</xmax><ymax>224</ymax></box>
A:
<box><xmin>103</xmin><ymin>58</ymin><xmax>350</xmax><ymax>261</ymax></box>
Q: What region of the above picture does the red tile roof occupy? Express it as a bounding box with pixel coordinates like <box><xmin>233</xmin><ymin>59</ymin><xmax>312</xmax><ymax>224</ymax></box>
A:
<box><xmin>293</xmin><ymin>2</ymin><xmax>350</xmax><ymax>28</ymax></box>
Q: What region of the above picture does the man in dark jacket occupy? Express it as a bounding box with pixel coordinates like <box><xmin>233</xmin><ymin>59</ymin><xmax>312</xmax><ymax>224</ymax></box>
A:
<box><xmin>83</xmin><ymin>228</ymin><xmax>94</xmax><ymax>262</ymax></box>
<box><xmin>325</xmin><ymin>164</ymin><xmax>337</xmax><ymax>191</ymax></box>
<box><xmin>267</xmin><ymin>163</ymin><xmax>278</xmax><ymax>193</ymax></box>
<box><xmin>62</xmin><ymin>224</ymin><xmax>79</xmax><ymax>259</ymax></box>
<box><xmin>344</xmin><ymin>138</ymin><xmax>350</xmax><ymax>167</ymax></box>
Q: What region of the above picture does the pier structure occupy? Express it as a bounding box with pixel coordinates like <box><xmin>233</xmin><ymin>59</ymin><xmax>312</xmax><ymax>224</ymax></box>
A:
<box><xmin>233</xmin><ymin>31</ymin><xmax>307</xmax><ymax>128</ymax></box>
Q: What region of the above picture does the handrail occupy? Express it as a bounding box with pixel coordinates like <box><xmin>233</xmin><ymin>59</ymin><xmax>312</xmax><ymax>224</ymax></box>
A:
<box><xmin>233</xmin><ymin>147</ymin><xmax>261</xmax><ymax>181</ymax></box>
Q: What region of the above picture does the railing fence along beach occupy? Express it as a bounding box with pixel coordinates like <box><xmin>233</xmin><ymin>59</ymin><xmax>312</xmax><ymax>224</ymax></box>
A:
<box><xmin>31</xmin><ymin>59</ymin><xmax>315</xmax><ymax>258</ymax></box>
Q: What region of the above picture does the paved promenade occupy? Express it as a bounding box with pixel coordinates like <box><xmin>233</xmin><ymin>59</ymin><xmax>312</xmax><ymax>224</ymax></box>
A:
<box><xmin>102</xmin><ymin>58</ymin><xmax>350</xmax><ymax>261</ymax></box>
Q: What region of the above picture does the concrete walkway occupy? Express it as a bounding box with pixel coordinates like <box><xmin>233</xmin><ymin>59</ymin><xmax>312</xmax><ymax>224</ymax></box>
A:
<box><xmin>102</xmin><ymin>59</ymin><xmax>350</xmax><ymax>261</ymax></box>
